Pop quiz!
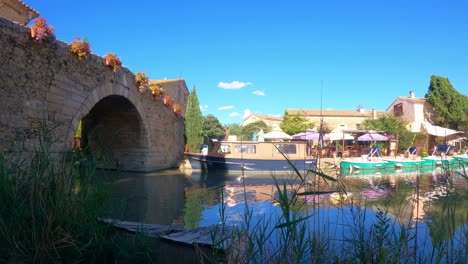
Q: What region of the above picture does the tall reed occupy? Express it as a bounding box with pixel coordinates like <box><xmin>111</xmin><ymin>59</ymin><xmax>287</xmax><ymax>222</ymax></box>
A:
<box><xmin>208</xmin><ymin>146</ymin><xmax>468</xmax><ymax>263</ymax></box>
<box><xmin>0</xmin><ymin>119</ymin><xmax>154</xmax><ymax>263</ymax></box>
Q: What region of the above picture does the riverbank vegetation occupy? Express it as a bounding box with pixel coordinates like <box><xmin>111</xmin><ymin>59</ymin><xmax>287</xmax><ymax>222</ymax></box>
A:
<box><xmin>205</xmin><ymin>154</ymin><xmax>468</xmax><ymax>263</ymax></box>
<box><xmin>0</xmin><ymin>121</ymin><xmax>155</xmax><ymax>263</ymax></box>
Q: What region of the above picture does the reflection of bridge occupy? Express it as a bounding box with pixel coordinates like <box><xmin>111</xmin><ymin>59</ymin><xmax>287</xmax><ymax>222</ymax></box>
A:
<box><xmin>0</xmin><ymin>17</ymin><xmax>188</xmax><ymax>171</ymax></box>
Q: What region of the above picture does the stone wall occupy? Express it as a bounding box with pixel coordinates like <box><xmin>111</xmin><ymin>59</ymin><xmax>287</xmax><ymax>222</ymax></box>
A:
<box><xmin>0</xmin><ymin>17</ymin><xmax>189</xmax><ymax>171</ymax></box>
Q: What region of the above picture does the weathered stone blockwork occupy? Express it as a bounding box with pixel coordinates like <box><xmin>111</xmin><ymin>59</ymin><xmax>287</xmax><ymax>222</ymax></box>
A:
<box><xmin>0</xmin><ymin>17</ymin><xmax>189</xmax><ymax>171</ymax></box>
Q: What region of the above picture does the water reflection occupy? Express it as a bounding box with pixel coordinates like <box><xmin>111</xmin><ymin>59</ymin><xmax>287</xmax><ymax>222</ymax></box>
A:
<box><xmin>108</xmin><ymin>168</ymin><xmax>467</xmax><ymax>227</ymax></box>
<box><xmin>107</xmin><ymin>170</ymin><xmax>186</xmax><ymax>224</ymax></box>
<box><xmin>107</xmin><ymin>168</ymin><xmax>468</xmax><ymax>260</ymax></box>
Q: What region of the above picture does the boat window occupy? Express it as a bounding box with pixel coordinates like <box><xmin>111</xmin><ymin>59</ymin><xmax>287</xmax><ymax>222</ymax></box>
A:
<box><xmin>218</xmin><ymin>144</ymin><xmax>231</xmax><ymax>154</ymax></box>
<box><xmin>234</xmin><ymin>145</ymin><xmax>256</xmax><ymax>154</ymax></box>
<box><xmin>275</xmin><ymin>144</ymin><xmax>297</xmax><ymax>154</ymax></box>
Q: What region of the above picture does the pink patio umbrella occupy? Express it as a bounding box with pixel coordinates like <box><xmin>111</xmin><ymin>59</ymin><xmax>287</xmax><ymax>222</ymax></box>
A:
<box><xmin>292</xmin><ymin>129</ymin><xmax>329</xmax><ymax>140</ymax></box>
<box><xmin>357</xmin><ymin>131</ymin><xmax>389</xmax><ymax>141</ymax></box>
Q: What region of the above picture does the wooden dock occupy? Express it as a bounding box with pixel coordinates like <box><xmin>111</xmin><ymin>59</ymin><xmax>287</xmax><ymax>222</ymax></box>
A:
<box><xmin>102</xmin><ymin>218</ymin><xmax>240</xmax><ymax>264</ymax></box>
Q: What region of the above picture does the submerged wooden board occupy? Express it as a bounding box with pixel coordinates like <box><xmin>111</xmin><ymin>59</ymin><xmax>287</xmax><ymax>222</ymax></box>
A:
<box><xmin>100</xmin><ymin>218</ymin><xmax>184</xmax><ymax>236</ymax></box>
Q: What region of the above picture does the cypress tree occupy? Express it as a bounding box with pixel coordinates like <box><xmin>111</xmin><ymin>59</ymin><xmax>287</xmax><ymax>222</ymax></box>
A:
<box><xmin>185</xmin><ymin>86</ymin><xmax>205</xmax><ymax>152</ymax></box>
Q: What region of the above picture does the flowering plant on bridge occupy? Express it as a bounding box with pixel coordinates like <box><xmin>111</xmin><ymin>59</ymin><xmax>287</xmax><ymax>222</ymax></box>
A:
<box><xmin>150</xmin><ymin>83</ymin><xmax>164</xmax><ymax>98</ymax></box>
<box><xmin>103</xmin><ymin>53</ymin><xmax>122</xmax><ymax>71</ymax></box>
<box><xmin>30</xmin><ymin>17</ymin><xmax>55</xmax><ymax>43</ymax></box>
<box><xmin>68</xmin><ymin>37</ymin><xmax>91</xmax><ymax>59</ymax></box>
<box><xmin>135</xmin><ymin>72</ymin><xmax>149</xmax><ymax>93</ymax></box>
<box><xmin>163</xmin><ymin>95</ymin><xmax>174</xmax><ymax>107</ymax></box>
<box><xmin>173</xmin><ymin>103</ymin><xmax>183</xmax><ymax>117</ymax></box>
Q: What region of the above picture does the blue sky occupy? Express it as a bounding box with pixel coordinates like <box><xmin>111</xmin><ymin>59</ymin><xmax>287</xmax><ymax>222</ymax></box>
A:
<box><xmin>26</xmin><ymin>0</ymin><xmax>468</xmax><ymax>125</ymax></box>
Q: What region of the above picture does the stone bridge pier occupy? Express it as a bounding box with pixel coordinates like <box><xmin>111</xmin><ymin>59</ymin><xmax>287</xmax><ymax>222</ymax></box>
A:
<box><xmin>0</xmin><ymin>17</ymin><xmax>189</xmax><ymax>171</ymax></box>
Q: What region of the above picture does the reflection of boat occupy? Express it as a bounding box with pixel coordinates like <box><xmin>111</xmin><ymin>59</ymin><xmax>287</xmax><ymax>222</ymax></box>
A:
<box><xmin>422</xmin><ymin>156</ymin><xmax>455</xmax><ymax>167</ymax></box>
<box><xmin>330</xmin><ymin>192</ymin><xmax>352</xmax><ymax>204</ymax></box>
<box><xmin>453</xmin><ymin>154</ymin><xmax>468</xmax><ymax>165</ymax></box>
<box><xmin>185</xmin><ymin>141</ymin><xmax>316</xmax><ymax>172</ymax></box>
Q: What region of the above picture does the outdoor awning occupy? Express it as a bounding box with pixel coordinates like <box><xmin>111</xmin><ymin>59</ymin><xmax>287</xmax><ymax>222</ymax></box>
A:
<box><xmin>422</xmin><ymin>121</ymin><xmax>462</xmax><ymax>137</ymax></box>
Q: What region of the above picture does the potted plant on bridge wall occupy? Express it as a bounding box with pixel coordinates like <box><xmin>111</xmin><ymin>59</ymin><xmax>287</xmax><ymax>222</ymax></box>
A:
<box><xmin>30</xmin><ymin>17</ymin><xmax>55</xmax><ymax>43</ymax></box>
<box><xmin>68</xmin><ymin>37</ymin><xmax>91</xmax><ymax>59</ymax></box>
<box><xmin>103</xmin><ymin>53</ymin><xmax>122</xmax><ymax>71</ymax></box>
<box><xmin>173</xmin><ymin>103</ymin><xmax>183</xmax><ymax>117</ymax></box>
<box><xmin>163</xmin><ymin>95</ymin><xmax>173</xmax><ymax>107</ymax></box>
<box><xmin>135</xmin><ymin>72</ymin><xmax>149</xmax><ymax>93</ymax></box>
<box><xmin>150</xmin><ymin>83</ymin><xmax>164</xmax><ymax>98</ymax></box>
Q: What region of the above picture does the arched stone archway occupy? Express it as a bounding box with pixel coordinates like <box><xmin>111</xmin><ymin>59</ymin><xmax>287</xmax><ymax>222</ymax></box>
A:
<box><xmin>0</xmin><ymin>17</ymin><xmax>189</xmax><ymax>172</ymax></box>
<box><xmin>82</xmin><ymin>95</ymin><xmax>149</xmax><ymax>171</ymax></box>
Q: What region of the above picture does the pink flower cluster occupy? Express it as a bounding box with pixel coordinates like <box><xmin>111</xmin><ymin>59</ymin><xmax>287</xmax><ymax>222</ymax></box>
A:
<box><xmin>31</xmin><ymin>18</ymin><xmax>55</xmax><ymax>43</ymax></box>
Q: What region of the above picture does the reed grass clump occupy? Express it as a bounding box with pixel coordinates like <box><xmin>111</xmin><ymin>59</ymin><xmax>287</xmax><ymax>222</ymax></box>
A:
<box><xmin>0</xmin><ymin>120</ymin><xmax>155</xmax><ymax>263</ymax></box>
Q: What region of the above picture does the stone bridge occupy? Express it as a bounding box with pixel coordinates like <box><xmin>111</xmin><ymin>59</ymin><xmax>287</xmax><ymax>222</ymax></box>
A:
<box><xmin>0</xmin><ymin>17</ymin><xmax>189</xmax><ymax>171</ymax></box>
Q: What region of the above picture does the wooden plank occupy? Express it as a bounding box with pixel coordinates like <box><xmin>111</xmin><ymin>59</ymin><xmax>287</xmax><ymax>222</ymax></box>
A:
<box><xmin>100</xmin><ymin>218</ymin><xmax>184</xmax><ymax>236</ymax></box>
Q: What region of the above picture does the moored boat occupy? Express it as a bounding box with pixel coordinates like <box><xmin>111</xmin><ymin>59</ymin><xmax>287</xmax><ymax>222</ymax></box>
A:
<box><xmin>184</xmin><ymin>141</ymin><xmax>316</xmax><ymax>172</ymax></box>
<box><xmin>340</xmin><ymin>156</ymin><xmax>388</xmax><ymax>175</ymax></box>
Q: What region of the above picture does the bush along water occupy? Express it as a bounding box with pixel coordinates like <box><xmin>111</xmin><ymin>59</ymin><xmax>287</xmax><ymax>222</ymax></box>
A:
<box><xmin>206</xmin><ymin>147</ymin><xmax>468</xmax><ymax>263</ymax></box>
<box><xmin>0</xmin><ymin>119</ymin><xmax>155</xmax><ymax>263</ymax></box>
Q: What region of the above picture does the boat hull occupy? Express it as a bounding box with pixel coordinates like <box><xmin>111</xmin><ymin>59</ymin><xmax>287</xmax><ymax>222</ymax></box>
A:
<box><xmin>340</xmin><ymin>159</ymin><xmax>388</xmax><ymax>170</ymax></box>
<box><xmin>185</xmin><ymin>153</ymin><xmax>316</xmax><ymax>172</ymax></box>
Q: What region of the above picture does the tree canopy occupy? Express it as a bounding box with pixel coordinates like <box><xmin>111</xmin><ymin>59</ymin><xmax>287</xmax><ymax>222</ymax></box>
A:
<box><xmin>241</xmin><ymin>121</ymin><xmax>271</xmax><ymax>141</ymax></box>
<box><xmin>203</xmin><ymin>114</ymin><xmax>225</xmax><ymax>141</ymax></box>
<box><xmin>425</xmin><ymin>75</ymin><xmax>468</xmax><ymax>133</ymax></box>
<box><xmin>184</xmin><ymin>86</ymin><xmax>204</xmax><ymax>152</ymax></box>
<box><xmin>224</xmin><ymin>121</ymin><xmax>271</xmax><ymax>141</ymax></box>
<box><xmin>280</xmin><ymin>112</ymin><xmax>315</xmax><ymax>135</ymax></box>
<box><xmin>224</xmin><ymin>123</ymin><xmax>243</xmax><ymax>140</ymax></box>
<box><xmin>361</xmin><ymin>115</ymin><xmax>415</xmax><ymax>150</ymax></box>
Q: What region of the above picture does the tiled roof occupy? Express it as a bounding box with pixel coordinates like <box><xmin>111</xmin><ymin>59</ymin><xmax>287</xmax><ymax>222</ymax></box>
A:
<box><xmin>287</xmin><ymin>109</ymin><xmax>385</xmax><ymax>117</ymax></box>
<box><xmin>149</xmin><ymin>78</ymin><xmax>185</xmax><ymax>85</ymax></box>
<box><xmin>244</xmin><ymin>113</ymin><xmax>283</xmax><ymax>122</ymax></box>
<box><xmin>395</xmin><ymin>96</ymin><xmax>427</xmax><ymax>104</ymax></box>
<box><xmin>17</xmin><ymin>0</ymin><xmax>39</xmax><ymax>15</ymax></box>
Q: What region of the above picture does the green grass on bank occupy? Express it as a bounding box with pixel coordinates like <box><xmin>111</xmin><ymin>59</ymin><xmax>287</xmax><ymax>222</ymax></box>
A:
<box><xmin>0</xmin><ymin>121</ymin><xmax>155</xmax><ymax>263</ymax></box>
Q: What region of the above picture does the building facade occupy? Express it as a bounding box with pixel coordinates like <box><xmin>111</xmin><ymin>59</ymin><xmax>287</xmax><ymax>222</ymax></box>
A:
<box><xmin>243</xmin><ymin>113</ymin><xmax>283</xmax><ymax>130</ymax></box>
<box><xmin>385</xmin><ymin>91</ymin><xmax>435</xmax><ymax>133</ymax></box>
<box><xmin>287</xmin><ymin>107</ymin><xmax>384</xmax><ymax>131</ymax></box>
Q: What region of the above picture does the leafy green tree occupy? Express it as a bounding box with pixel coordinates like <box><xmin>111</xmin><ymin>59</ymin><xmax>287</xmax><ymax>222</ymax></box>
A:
<box><xmin>425</xmin><ymin>75</ymin><xmax>468</xmax><ymax>133</ymax></box>
<box><xmin>185</xmin><ymin>86</ymin><xmax>204</xmax><ymax>152</ymax></box>
<box><xmin>241</xmin><ymin>121</ymin><xmax>271</xmax><ymax>141</ymax></box>
<box><xmin>361</xmin><ymin>115</ymin><xmax>415</xmax><ymax>150</ymax></box>
<box><xmin>225</xmin><ymin>123</ymin><xmax>243</xmax><ymax>139</ymax></box>
<box><xmin>203</xmin><ymin>114</ymin><xmax>225</xmax><ymax>142</ymax></box>
<box><xmin>280</xmin><ymin>112</ymin><xmax>315</xmax><ymax>135</ymax></box>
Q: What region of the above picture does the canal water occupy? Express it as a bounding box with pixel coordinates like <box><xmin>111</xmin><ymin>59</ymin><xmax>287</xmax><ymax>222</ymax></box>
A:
<box><xmin>105</xmin><ymin>167</ymin><xmax>468</xmax><ymax>261</ymax></box>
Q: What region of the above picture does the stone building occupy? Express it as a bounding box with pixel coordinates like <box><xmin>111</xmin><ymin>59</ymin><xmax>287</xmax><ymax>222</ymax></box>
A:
<box><xmin>0</xmin><ymin>0</ymin><xmax>39</xmax><ymax>25</ymax></box>
<box><xmin>243</xmin><ymin>113</ymin><xmax>283</xmax><ymax>130</ymax></box>
<box><xmin>385</xmin><ymin>90</ymin><xmax>435</xmax><ymax>133</ymax></box>
<box><xmin>287</xmin><ymin>107</ymin><xmax>384</xmax><ymax>131</ymax></box>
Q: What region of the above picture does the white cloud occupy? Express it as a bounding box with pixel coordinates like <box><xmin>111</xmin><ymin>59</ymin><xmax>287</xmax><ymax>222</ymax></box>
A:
<box><xmin>229</xmin><ymin>112</ymin><xmax>240</xmax><ymax>117</ymax></box>
<box><xmin>252</xmin><ymin>90</ymin><xmax>265</xmax><ymax>96</ymax></box>
<box><xmin>218</xmin><ymin>105</ymin><xmax>234</xmax><ymax>110</ymax></box>
<box><xmin>243</xmin><ymin>109</ymin><xmax>252</xmax><ymax>119</ymax></box>
<box><xmin>218</xmin><ymin>81</ymin><xmax>252</xmax><ymax>89</ymax></box>
<box><xmin>200</xmin><ymin>105</ymin><xmax>208</xmax><ymax>111</ymax></box>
